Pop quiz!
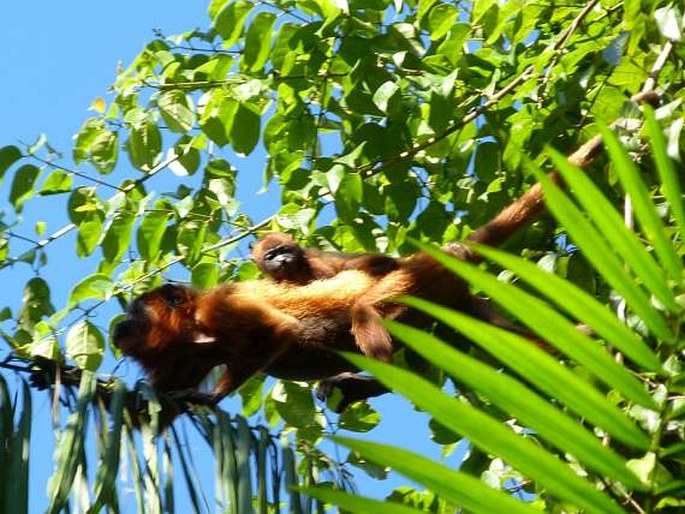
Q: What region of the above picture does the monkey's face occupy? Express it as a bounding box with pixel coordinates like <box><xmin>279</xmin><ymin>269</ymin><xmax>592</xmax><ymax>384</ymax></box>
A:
<box><xmin>261</xmin><ymin>244</ymin><xmax>309</xmax><ymax>281</ymax></box>
<box><xmin>113</xmin><ymin>284</ymin><xmax>199</xmax><ymax>357</ymax></box>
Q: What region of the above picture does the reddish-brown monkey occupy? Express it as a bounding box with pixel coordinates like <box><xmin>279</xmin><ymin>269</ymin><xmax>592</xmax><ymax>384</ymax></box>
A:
<box><xmin>114</xmin><ymin>271</ymin><xmax>387</xmax><ymax>401</ymax></box>
<box><xmin>114</xmin><ymin>241</ymin><xmax>527</xmax><ymax>403</ymax></box>
<box><xmin>114</xmin><ymin>91</ymin><xmax>658</xmax><ymax>406</ymax></box>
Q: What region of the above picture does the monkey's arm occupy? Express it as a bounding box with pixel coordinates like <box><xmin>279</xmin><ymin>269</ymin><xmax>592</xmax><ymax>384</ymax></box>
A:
<box><xmin>194</xmin><ymin>287</ymin><xmax>304</xmax><ymax>401</ymax></box>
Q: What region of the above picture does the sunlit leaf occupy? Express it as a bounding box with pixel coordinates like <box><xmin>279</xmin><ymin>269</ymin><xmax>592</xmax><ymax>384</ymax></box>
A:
<box><xmin>66</xmin><ymin>321</ymin><xmax>105</xmax><ymax>371</ymax></box>
<box><xmin>9</xmin><ymin>164</ymin><xmax>40</xmax><ymax>212</ymax></box>
<box><xmin>0</xmin><ymin>145</ymin><xmax>22</xmax><ymax>181</ymax></box>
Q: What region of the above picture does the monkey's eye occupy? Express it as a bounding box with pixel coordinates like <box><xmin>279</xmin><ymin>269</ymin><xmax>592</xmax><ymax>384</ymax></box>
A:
<box><xmin>264</xmin><ymin>245</ymin><xmax>287</xmax><ymax>260</ymax></box>
<box><xmin>165</xmin><ymin>294</ymin><xmax>185</xmax><ymax>308</ymax></box>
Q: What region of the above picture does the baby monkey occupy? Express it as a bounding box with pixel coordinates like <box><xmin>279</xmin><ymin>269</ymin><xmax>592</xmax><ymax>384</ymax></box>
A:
<box><xmin>252</xmin><ymin>233</ymin><xmax>398</xmax><ymax>284</ymax></box>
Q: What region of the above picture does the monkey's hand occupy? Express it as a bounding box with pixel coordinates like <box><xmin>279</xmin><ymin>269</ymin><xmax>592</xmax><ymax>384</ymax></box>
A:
<box><xmin>317</xmin><ymin>372</ymin><xmax>390</xmax><ymax>413</ymax></box>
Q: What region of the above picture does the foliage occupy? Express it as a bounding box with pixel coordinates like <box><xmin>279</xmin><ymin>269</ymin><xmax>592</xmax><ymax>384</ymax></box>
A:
<box><xmin>1</xmin><ymin>0</ymin><xmax>685</xmax><ymax>512</ymax></box>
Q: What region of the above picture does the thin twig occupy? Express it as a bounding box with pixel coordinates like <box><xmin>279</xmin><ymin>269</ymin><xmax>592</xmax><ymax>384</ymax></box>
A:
<box><xmin>0</xmin><ymin>153</ymin><xmax>180</xmax><ymax>270</ymax></box>
<box><xmin>29</xmin><ymin>153</ymin><xmax>123</xmax><ymax>191</ymax></box>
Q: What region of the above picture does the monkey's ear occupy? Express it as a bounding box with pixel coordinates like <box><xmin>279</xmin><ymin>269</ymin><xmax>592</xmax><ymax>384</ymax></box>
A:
<box><xmin>192</xmin><ymin>332</ymin><xmax>216</xmax><ymax>344</ymax></box>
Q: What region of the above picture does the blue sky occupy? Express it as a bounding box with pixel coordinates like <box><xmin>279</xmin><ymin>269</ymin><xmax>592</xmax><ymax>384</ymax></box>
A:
<box><xmin>1</xmin><ymin>2</ymin><xmax>459</xmax><ymax>511</ymax></box>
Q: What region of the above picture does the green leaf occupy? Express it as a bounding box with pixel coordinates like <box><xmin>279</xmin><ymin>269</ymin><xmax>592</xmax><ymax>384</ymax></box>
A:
<box><xmin>283</xmin><ymin>447</ymin><xmax>303</xmax><ymax>514</ymax></box>
<box><xmin>338</xmin><ymin>401</ymin><xmax>381</xmax><ymax>432</ymax></box>
<box><xmin>18</xmin><ymin>277</ymin><xmax>55</xmax><ymax>326</ymax></box>
<box><xmin>531</xmin><ymin>166</ymin><xmax>675</xmax><ymax>344</ymax></box>
<box><xmin>412</xmin><ymin>295</ymin><xmax>652</xmax><ymax>452</ymax></box>
<box><xmin>235</xmin><ymin>417</ymin><xmax>254</xmax><ymax>514</ymax></box>
<box><xmin>230</xmin><ymin>103</ymin><xmax>260</xmax><ymax>155</ymax></box>
<box><xmin>199</xmin><ymin>91</ymin><xmax>236</xmax><ymax>147</ymax></box>
<box><xmin>0</xmin><ymin>145</ymin><xmax>22</xmax><ymax>181</ymax></box>
<box><xmin>68</xmin><ymin>187</ymin><xmax>105</xmax><ymax>257</ymax></box>
<box><xmin>386</xmin><ymin>321</ymin><xmax>645</xmax><ymax>489</ymax></box>
<box><xmin>384</xmin><ymin>182</ymin><xmax>419</xmax><ymax>222</ymax></box>
<box><xmin>272</xmin><ymin>381</ymin><xmax>317</xmax><ymax>429</ymax></box>
<box><xmin>176</xmin><ymin>220</ymin><xmax>206</xmax><ymax>266</ymax></box>
<box><xmin>643</xmin><ymin>106</ymin><xmax>685</xmax><ymax>245</ymax></box>
<box><xmin>66</xmin><ymin>321</ymin><xmax>105</xmax><ymax>371</ymax></box>
<box><xmin>597</xmin><ymin>123</ymin><xmax>683</xmax><ymax>285</ymax></box>
<box><xmin>334</xmin><ymin>172</ymin><xmax>363</xmax><ymax>221</ymax></box>
<box><xmin>78</xmin><ymin>218</ymin><xmax>103</xmax><ymax>257</ymax></box>
<box><xmin>341</xmin><ymin>355</ymin><xmax>627</xmax><ymax>514</ymax></box>
<box><xmin>137</xmin><ymin>209</ymin><xmax>170</xmax><ymax>261</ymax></box>
<box><xmin>192</xmin><ymin>262</ymin><xmax>219</xmax><ymax>289</ymax></box>
<box><xmin>158</xmin><ymin>90</ymin><xmax>195</xmax><ymax>133</ymax></box>
<box><xmin>241</xmin><ymin>12</ymin><xmax>277</xmax><ymax>73</ymax></box>
<box><xmin>214</xmin><ymin>0</ymin><xmax>254</xmax><ymax>48</ymax></box>
<box><xmin>101</xmin><ymin>210</ymin><xmax>135</xmax><ymax>271</ymax></box>
<box><xmin>239</xmin><ymin>375</ymin><xmax>265</xmax><ymax>418</ymax></box>
<box><xmin>6</xmin><ymin>380</ymin><xmax>31</xmax><ymax>513</ymax></box>
<box><xmin>211</xmin><ymin>411</ymin><xmax>238</xmax><ymax>512</ymax></box>
<box><xmin>208</xmin><ymin>0</ymin><xmax>230</xmax><ymax>20</ymax></box>
<box><xmin>287</xmin><ymin>113</ymin><xmax>317</xmax><ymax>152</ymax></box>
<box><xmin>29</xmin><ymin>328</ymin><xmax>61</xmax><ymax>361</ymax></box>
<box><xmin>47</xmin><ymin>372</ymin><xmax>95</xmax><ymax>512</ymax></box>
<box><xmin>91</xmin><ymin>381</ymin><xmax>124</xmax><ymax>512</ymax></box>
<box><xmin>72</xmin><ymin>119</ymin><xmax>118</xmax><ymax>173</ymax></box>
<box><xmin>126</xmin><ymin>120</ymin><xmax>161</xmax><ymax>171</ymax></box>
<box><xmin>68</xmin><ymin>273</ymin><xmax>114</xmax><ymax>307</ymax></box>
<box><xmin>90</xmin><ymin>128</ymin><xmax>118</xmax><ymax>174</ymax></box>
<box><xmin>303</xmin><ymin>487</ymin><xmax>432</xmax><ymax>514</ymax></box>
<box><xmin>426</xmin><ymin>3</ymin><xmax>459</xmax><ymax>41</ymax></box>
<box><xmin>472</xmin><ymin>0</ymin><xmax>496</xmax><ymax>24</ymax></box>
<box><xmin>168</xmin><ymin>137</ymin><xmax>201</xmax><ymax>176</ymax></box>
<box><xmin>372</xmin><ymin>80</ymin><xmax>399</xmax><ymax>114</ymax></box>
<box><xmin>73</xmin><ymin>118</ymin><xmax>100</xmax><ymax>164</ymax></box>
<box><xmin>547</xmin><ymin>146</ymin><xmax>678</xmax><ymax>312</ymax></box>
<box><xmin>194</xmin><ymin>54</ymin><xmax>235</xmax><ymax>82</ymax></box>
<box><xmin>418</xmin><ymin>246</ymin><xmax>657</xmax><ymax>411</ymax></box>
<box><xmin>9</xmin><ymin>164</ymin><xmax>41</xmax><ymax>212</ymax></box>
<box><xmin>39</xmin><ymin>169</ymin><xmax>73</xmax><ymax>195</ymax></box>
<box><xmin>470</xmin><ymin>244</ymin><xmax>663</xmax><ymax>374</ymax></box>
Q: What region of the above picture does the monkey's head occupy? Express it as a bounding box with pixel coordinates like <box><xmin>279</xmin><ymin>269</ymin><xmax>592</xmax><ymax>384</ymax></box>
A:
<box><xmin>113</xmin><ymin>284</ymin><xmax>204</xmax><ymax>358</ymax></box>
<box><xmin>114</xmin><ymin>284</ymin><xmax>223</xmax><ymax>394</ymax></box>
<box><xmin>252</xmin><ymin>233</ymin><xmax>312</xmax><ymax>283</ymax></box>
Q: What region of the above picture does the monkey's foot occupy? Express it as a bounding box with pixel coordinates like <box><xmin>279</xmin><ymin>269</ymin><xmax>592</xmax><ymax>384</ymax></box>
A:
<box><xmin>166</xmin><ymin>389</ymin><xmax>219</xmax><ymax>407</ymax></box>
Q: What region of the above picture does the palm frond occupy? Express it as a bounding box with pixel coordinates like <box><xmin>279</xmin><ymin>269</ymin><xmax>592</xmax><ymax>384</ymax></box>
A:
<box><xmin>329</xmin><ymin>119</ymin><xmax>683</xmax><ymax>512</ymax></box>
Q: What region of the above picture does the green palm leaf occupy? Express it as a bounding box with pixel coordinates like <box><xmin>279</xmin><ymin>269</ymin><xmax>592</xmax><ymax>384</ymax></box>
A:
<box><xmin>342</xmin><ymin>353</ymin><xmax>627</xmax><ymax>514</ymax></box>
<box><xmin>307</xmin><ymin>440</ymin><xmax>542</xmax><ymax>514</ymax></box>
<box><xmin>467</xmin><ymin>243</ymin><xmax>662</xmax><ymax>373</ymax></box>
<box><xmin>530</xmin><ymin>166</ymin><xmax>675</xmax><ymax>343</ymax></box>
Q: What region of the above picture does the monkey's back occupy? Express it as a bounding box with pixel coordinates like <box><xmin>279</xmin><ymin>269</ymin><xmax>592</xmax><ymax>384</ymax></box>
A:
<box><xmin>231</xmin><ymin>269</ymin><xmax>379</xmax><ymax>317</ymax></box>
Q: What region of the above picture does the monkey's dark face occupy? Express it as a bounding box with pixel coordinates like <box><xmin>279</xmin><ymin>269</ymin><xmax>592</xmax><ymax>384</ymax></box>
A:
<box><xmin>113</xmin><ymin>284</ymin><xmax>199</xmax><ymax>357</ymax></box>
<box><xmin>261</xmin><ymin>244</ymin><xmax>310</xmax><ymax>281</ymax></box>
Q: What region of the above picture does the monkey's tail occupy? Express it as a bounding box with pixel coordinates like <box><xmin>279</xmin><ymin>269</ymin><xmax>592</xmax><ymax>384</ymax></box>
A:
<box><xmin>466</xmin><ymin>91</ymin><xmax>658</xmax><ymax>254</ymax></box>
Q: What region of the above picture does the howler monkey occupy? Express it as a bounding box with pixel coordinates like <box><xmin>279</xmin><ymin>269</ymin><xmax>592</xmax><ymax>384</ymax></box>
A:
<box><xmin>115</xmin><ymin>91</ymin><xmax>659</xmax><ymax>407</ymax></box>
<box><xmin>114</xmin><ymin>271</ymin><xmax>393</xmax><ymax>401</ymax></box>
<box><xmin>114</xmin><ymin>243</ymin><xmax>519</xmax><ymax>402</ymax></box>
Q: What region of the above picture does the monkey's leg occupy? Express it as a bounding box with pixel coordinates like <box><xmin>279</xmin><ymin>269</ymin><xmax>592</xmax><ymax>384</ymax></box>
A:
<box><xmin>349</xmin><ymin>302</ymin><xmax>394</xmax><ymax>361</ymax></box>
